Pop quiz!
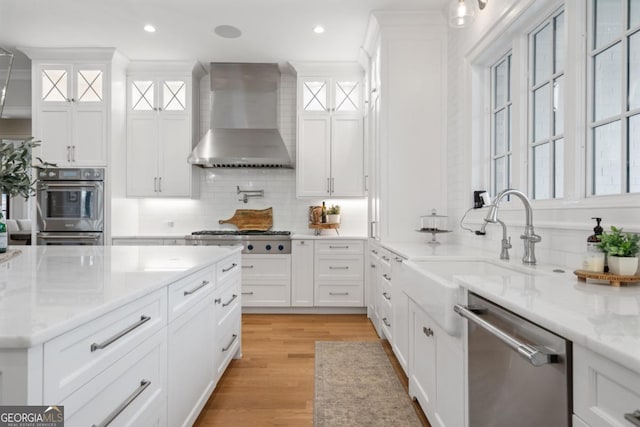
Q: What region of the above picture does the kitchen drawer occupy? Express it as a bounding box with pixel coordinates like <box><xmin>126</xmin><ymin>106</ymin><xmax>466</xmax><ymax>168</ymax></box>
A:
<box><xmin>315</xmin><ymin>283</ymin><xmax>364</xmax><ymax>306</ymax></box>
<box><xmin>242</xmin><ymin>254</ymin><xmax>291</xmax><ymax>283</ymax></box>
<box><xmin>241</xmin><ymin>284</ymin><xmax>290</xmax><ymax>306</ymax></box>
<box><xmin>574</xmin><ymin>344</ymin><xmax>640</xmax><ymax>427</ymax></box>
<box><xmin>217</xmin><ymin>253</ymin><xmax>242</xmax><ymax>284</ymax></box>
<box><xmin>44</xmin><ymin>289</ymin><xmax>166</xmax><ymax>402</ymax></box>
<box><xmin>215</xmin><ymin>309</ymin><xmax>241</xmax><ymax>381</ymax></box>
<box><xmin>315</xmin><ymin>240</ymin><xmax>364</xmax><ymax>255</ymax></box>
<box><xmin>215</xmin><ymin>274</ymin><xmax>241</xmax><ymax>327</ymax></box>
<box><xmin>379</xmin><ymin>248</ymin><xmax>392</xmax><ymax>273</ymax></box>
<box><xmin>61</xmin><ymin>328</ymin><xmax>166</xmax><ymax>427</ymax></box>
<box><xmin>168</xmin><ymin>266</ymin><xmax>215</xmax><ymax>322</ymax></box>
<box><xmin>315</xmin><ymin>256</ymin><xmax>364</xmax><ymax>281</ymax></box>
<box><xmin>379</xmin><ymin>302</ymin><xmax>393</xmax><ymax>341</ymax></box>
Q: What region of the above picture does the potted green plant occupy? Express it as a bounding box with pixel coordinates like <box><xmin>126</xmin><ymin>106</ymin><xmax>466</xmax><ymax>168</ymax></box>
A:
<box><xmin>326</xmin><ymin>205</ymin><xmax>340</xmax><ymax>224</ymax></box>
<box><xmin>597</xmin><ymin>226</ymin><xmax>640</xmax><ymax>275</ymax></box>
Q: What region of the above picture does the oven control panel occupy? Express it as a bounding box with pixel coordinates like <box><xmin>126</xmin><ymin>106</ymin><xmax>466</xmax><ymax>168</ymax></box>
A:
<box><xmin>38</xmin><ymin>168</ymin><xmax>104</xmax><ymax>181</ymax></box>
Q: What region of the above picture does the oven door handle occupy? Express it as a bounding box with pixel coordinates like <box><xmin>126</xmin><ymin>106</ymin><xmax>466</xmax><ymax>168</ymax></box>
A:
<box><xmin>39</xmin><ymin>234</ymin><xmax>102</xmax><ymax>240</ymax></box>
<box><xmin>40</xmin><ymin>183</ymin><xmax>101</xmax><ymax>188</ymax></box>
<box><xmin>454</xmin><ymin>304</ymin><xmax>559</xmax><ymax>367</ymax></box>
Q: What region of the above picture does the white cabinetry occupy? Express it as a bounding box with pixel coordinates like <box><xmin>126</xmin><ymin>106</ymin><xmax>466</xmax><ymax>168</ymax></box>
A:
<box><xmin>292</xmin><ymin>63</ymin><xmax>365</xmax><ymax>198</ymax></box>
<box><xmin>241</xmin><ymin>254</ymin><xmax>291</xmax><ymax>306</ymax></box>
<box><xmin>126</xmin><ymin>62</ymin><xmax>201</xmax><ymax>198</ymax></box>
<box><xmin>292</xmin><ymin>239</ymin><xmax>315</xmax><ymax>307</ymax></box>
<box><xmin>214</xmin><ymin>255</ymin><xmax>242</xmax><ymax>381</ymax></box>
<box><xmin>363</xmin><ymin>12</ymin><xmax>447</xmax><ymax>240</ymax></box>
<box><xmin>390</xmin><ymin>255</ymin><xmax>409</xmax><ymax>375</ymax></box>
<box><xmin>574</xmin><ymin>344</ymin><xmax>640</xmax><ymax>427</ymax></box>
<box><xmin>314</xmin><ymin>240</ymin><xmax>364</xmax><ymax>306</ymax></box>
<box><xmin>366</xmin><ymin>241</ymin><xmax>382</xmax><ymax>332</ymax></box>
<box><xmin>378</xmin><ymin>248</ymin><xmax>393</xmax><ymax>340</ymax></box>
<box><xmin>409</xmin><ymin>299</ymin><xmax>464</xmax><ymax>427</ymax></box>
<box><xmin>23</xmin><ymin>48</ymin><xmax>127</xmax><ymax>167</ymax></box>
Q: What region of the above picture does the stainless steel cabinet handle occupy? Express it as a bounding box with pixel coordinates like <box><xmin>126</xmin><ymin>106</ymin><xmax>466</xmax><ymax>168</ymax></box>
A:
<box><xmin>72</xmin><ymin>145</ymin><xmax>76</xmax><ymax>162</ymax></box>
<box><xmin>242</xmin><ymin>291</ymin><xmax>254</xmax><ymax>296</ymax></box>
<box><xmin>423</xmin><ymin>326</ymin><xmax>434</xmax><ymax>337</ymax></box>
<box><xmin>90</xmin><ymin>315</ymin><xmax>151</xmax><ymax>352</ymax></box>
<box><xmin>625</xmin><ymin>410</ymin><xmax>640</xmax><ymax>426</ymax></box>
<box><xmin>329</xmin><ymin>245</ymin><xmax>349</xmax><ymax>249</ymax></box>
<box><xmin>183</xmin><ymin>280</ymin><xmax>209</xmax><ymax>296</ymax></box>
<box><xmin>329</xmin><ymin>266</ymin><xmax>349</xmax><ymax>270</ymax></box>
<box><xmin>158</xmin><ymin>177</ymin><xmax>162</xmax><ymax>192</ymax></box>
<box><xmin>382</xmin><ymin>292</ymin><xmax>391</xmax><ymax>301</ymax></box>
<box><xmin>222</xmin><ymin>294</ymin><xmax>238</xmax><ymax>307</ymax></box>
<box><xmin>364</xmin><ymin>174</ymin><xmax>369</xmax><ymax>192</ymax></box>
<box><xmin>329</xmin><ymin>292</ymin><xmax>349</xmax><ymax>296</ymax></box>
<box><xmin>327</xmin><ymin>177</ymin><xmax>331</xmax><ymax>193</ymax></box>
<box><xmin>92</xmin><ymin>379</ymin><xmax>151</xmax><ymax>427</ymax></box>
<box><xmin>370</xmin><ymin>264</ymin><xmax>376</xmax><ymax>268</ymax></box>
<box><xmin>154</xmin><ymin>177</ymin><xmax>158</xmax><ymax>192</ymax></box>
<box><xmin>67</xmin><ymin>146</ymin><xmax>71</xmax><ymax>162</ymax></box>
<box><xmin>382</xmin><ymin>317</ymin><xmax>391</xmax><ymax>327</ymax></box>
<box><xmin>454</xmin><ymin>304</ymin><xmax>559</xmax><ymax>367</ymax></box>
<box><xmin>382</xmin><ymin>273</ymin><xmax>391</xmax><ymax>281</ymax></box>
<box><xmin>394</xmin><ymin>257</ymin><xmax>404</xmax><ymax>263</ymax></box>
<box><xmin>222</xmin><ymin>262</ymin><xmax>238</xmax><ymax>272</ymax></box>
<box><xmin>242</xmin><ymin>265</ymin><xmax>254</xmax><ymax>269</ymax></box>
<box><xmin>371</xmin><ymin>249</ymin><xmax>378</xmax><ymax>255</ymax></box>
<box><xmin>331</xmin><ymin>177</ymin><xmax>335</xmax><ymax>193</ymax></box>
<box><xmin>222</xmin><ymin>334</ymin><xmax>238</xmax><ymax>352</ymax></box>
<box><xmin>381</xmin><ymin>256</ymin><xmax>390</xmax><ymax>261</ymax></box>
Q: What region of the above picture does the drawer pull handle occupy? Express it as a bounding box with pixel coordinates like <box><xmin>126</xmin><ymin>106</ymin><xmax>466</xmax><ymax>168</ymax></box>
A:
<box><xmin>329</xmin><ymin>245</ymin><xmax>349</xmax><ymax>249</ymax></box>
<box><xmin>382</xmin><ymin>292</ymin><xmax>391</xmax><ymax>301</ymax></box>
<box><xmin>184</xmin><ymin>280</ymin><xmax>209</xmax><ymax>296</ymax></box>
<box><xmin>423</xmin><ymin>326</ymin><xmax>434</xmax><ymax>337</ymax></box>
<box><xmin>329</xmin><ymin>266</ymin><xmax>349</xmax><ymax>270</ymax></box>
<box><xmin>242</xmin><ymin>291</ymin><xmax>254</xmax><ymax>296</ymax></box>
<box><xmin>381</xmin><ymin>256</ymin><xmax>390</xmax><ymax>261</ymax></box>
<box><xmin>371</xmin><ymin>264</ymin><xmax>376</xmax><ymax>268</ymax></box>
<box><xmin>90</xmin><ymin>315</ymin><xmax>151</xmax><ymax>352</ymax></box>
<box><xmin>242</xmin><ymin>265</ymin><xmax>254</xmax><ymax>269</ymax></box>
<box><xmin>371</xmin><ymin>249</ymin><xmax>378</xmax><ymax>254</ymax></box>
<box><xmin>91</xmin><ymin>379</ymin><xmax>150</xmax><ymax>427</ymax></box>
<box><xmin>222</xmin><ymin>334</ymin><xmax>238</xmax><ymax>352</ymax></box>
<box><xmin>222</xmin><ymin>263</ymin><xmax>238</xmax><ymax>272</ymax></box>
<box><xmin>382</xmin><ymin>317</ymin><xmax>391</xmax><ymax>328</ymax></box>
<box><xmin>394</xmin><ymin>257</ymin><xmax>404</xmax><ymax>263</ymax></box>
<box><xmin>222</xmin><ymin>294</ymin><xmax>238</xmax><ymax>307</ymax></box>
<box><xmin>625</xmin><ymin>411</ymin><xmax>640</xmax><ymax>426</ymax></box>
<box><xmin>329</xmin><ymin>292</ymin><xmax>349</xmax><ymax>296</ymax></box>
<box><xmin>383</xmin><ymin>273</ymin><xmax>391</xmax><ymax>281</ymax></box>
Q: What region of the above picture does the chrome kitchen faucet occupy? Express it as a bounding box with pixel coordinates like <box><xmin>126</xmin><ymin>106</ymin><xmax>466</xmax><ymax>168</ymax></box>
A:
<box><xmin>483</xmin><ymin>189</ymin><xmax>541</xmax><ymax>264</ymax></box>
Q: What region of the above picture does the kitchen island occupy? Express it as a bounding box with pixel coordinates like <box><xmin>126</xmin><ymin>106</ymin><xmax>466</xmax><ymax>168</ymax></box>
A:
<box><xmin>0</xmin><ymin>245</ymin><xmax>242</xmax><ymax>427</ymax></box>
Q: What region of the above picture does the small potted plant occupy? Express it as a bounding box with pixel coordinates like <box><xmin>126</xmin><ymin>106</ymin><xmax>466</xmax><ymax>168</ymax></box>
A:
<box><xmin>597</xmin><ymin>226</ymin><xmax>640</xmax><ymax>275</ymax></box>
<box><xmin>326</xmin><ymin>205</ymin><xmax>340</xmax><ymax>224</ymax></box>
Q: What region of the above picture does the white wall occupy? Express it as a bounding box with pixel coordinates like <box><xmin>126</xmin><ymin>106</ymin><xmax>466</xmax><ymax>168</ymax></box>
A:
<box><xmin>111</xmin><ymin>71</ymin><xmax>367</xmax><ymax>237</ymax></box>
<box><xmin>446</xmin><ymin>0</ymin><xmax>640</xmax><ymax>269</ymax></box>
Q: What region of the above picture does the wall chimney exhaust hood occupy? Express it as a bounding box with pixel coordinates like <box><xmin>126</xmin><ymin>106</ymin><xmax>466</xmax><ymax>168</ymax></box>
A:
<box><xmin>188</xmin><ymin>63</ymin><xmax>292</xmax><ymax>168</ymax></box>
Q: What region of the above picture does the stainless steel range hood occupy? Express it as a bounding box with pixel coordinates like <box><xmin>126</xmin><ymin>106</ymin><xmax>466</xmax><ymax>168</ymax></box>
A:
<box><xmin>188</xmin><ymin>63</ymin><xmax>292</xmax><ymax>168</ymax></box>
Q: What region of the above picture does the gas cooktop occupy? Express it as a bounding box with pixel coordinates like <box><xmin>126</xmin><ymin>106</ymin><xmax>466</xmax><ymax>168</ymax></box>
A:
<box><xmin>190</xmin><ymin>230</ymin><xmax>291</xmax><ymax>236</ymax></box>
<box><xmin>185</xmin><ymin>230</ymin><xmax>292</xmax><ymax>254</ymax></box>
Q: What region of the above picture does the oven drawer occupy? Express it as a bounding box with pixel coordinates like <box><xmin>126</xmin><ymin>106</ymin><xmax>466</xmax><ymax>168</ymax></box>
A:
<box><xmin>315</xmin><ymin>283</ymin><xmax>364</xmax><ymax>306</ymax></box>
<box><xmin>241</xmin><ymin>284</ymin><xmax>291</xmax><ymax>306</ymax></box>
<box><xmin>44</xmin><ymin>289</ymin><xmax>166</xmax><ymax>402</ymax></box>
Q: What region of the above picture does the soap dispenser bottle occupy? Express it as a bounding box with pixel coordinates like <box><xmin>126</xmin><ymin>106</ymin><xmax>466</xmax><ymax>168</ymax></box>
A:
<box><xmin>587</xmin><ymin>217</ymin><xmax>603</xmax><ymax>252</ymax></box>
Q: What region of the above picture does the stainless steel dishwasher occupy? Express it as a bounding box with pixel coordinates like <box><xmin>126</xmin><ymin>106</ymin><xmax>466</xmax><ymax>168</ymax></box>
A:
<box><xmin>454</xmin><ymin>293</ymin><xmax>571</xmax><ymax>427</ymax></box>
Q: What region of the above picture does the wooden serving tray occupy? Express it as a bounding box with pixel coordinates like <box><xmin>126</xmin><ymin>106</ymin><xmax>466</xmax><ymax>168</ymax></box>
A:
<box><xmin>218</xmin><ymin>208</ymin><xmax>273</xmax><ymax>231</ymax></box>
<box><xmin>308</xmin><ymin>222</ymin><xmax>340</xmax><ymax>236</ymax></box>
<box><xmin>574</xmin><ymin>269</ymin><xmax>640</xmax><ymax>287</ymax></box>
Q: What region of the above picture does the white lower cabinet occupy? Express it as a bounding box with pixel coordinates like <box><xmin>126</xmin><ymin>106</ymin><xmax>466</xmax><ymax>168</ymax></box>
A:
<box><xmin>367</xmin><ymin>242</ymin><xmax>382</xmax><ymax>334</ymax></box>
<box><xmin>214</xmin><ymin>264</ymin><xmax>242</xmax><ymax>381</ymax></box>
<box><xmin>391</xmin><ymin>256</ymin><xmax>409</xmax><ymax>375</ymax></box>
<box><xmin>241</xmin><ymin>254</ymin><xmax>291</xmax><ymax>306</ymax></box>
<box><xmin>292</xmin><ymin>239</ymin><xmax>314</xmax><ymax>306</ymax></box>
<box><xmin>574</xmin><ymin>343</ymin><xmax>640</xmax><ymax>427</ymax></box>
<box><xmin>409</xmin><ymin>300</ymin><xmax>464</xmax><ymax>427</ymax></box>
<box><xmin>314</xmin><ymin>240</ymin><xmax>364</xmax><ymax>307</ymax></box>
<box><xmin>167</xmin><ymin>275</ymin><xmax>216</xmax><ymax>427</ymax></box>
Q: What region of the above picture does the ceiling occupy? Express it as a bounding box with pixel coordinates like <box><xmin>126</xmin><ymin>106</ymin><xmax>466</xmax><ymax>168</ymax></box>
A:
<box><xmin>0</xmin><ymin>0</ymin><xmax>447</xmax><ymax>66</ymax></box>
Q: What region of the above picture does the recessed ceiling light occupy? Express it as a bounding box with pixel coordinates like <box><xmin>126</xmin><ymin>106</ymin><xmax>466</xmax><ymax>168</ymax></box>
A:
<box><xmin>313</xmin><ymin>25</ymin><xmax>325</xmax><ymax>34</ymax></box>
<box><xmin>214</xmin><ymin>25</ymin><xmax>242</xmax><ymax>39</ymax></box>
<box><xmin>144</xmin><ymin>24</ymin><xmax>156</xmax><ymax>33</ymax></box>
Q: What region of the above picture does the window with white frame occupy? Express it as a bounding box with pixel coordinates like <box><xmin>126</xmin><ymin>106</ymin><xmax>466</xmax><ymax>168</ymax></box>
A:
<box><xmin>491</xmin><ymin>53</ymin><xmax>512</xmax><ymax>196</ymax></box>
<box><xmin>529</xmin><ymin>9</ymin><xmax>566</xmax><ymax>200</ymax></box>
<box><xmin>589</xmin><ymin>0</ymin><xmax>640</xmax><ymax>195</ymax></box>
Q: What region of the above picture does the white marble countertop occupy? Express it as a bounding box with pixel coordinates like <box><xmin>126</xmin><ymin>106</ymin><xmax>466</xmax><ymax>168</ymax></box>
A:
<box><xmin>0</xmin><ymin>245</ymin><xmax>241</xmax><ymax>348</ymax></box>
<box><xmin>379</xmin><ymin>240</ymin><xmax>640</xmax><ymax>375</ymax></box>
<box><xmin>291</xmin><ymin>233</ymin><xmax>367</xmax><ymax>240</ymax></box>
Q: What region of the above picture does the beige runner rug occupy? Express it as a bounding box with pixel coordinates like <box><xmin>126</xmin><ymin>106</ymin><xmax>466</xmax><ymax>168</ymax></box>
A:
<box><xmin>314</xmin><ymin>341</ymin><xmax>422</xmax><ymax>427</ymax></box>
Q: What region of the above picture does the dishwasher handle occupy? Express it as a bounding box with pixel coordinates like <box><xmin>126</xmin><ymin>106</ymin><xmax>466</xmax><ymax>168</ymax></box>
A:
<box><xmin>454</xmin><ymin>304</ymin><xmax>559</xmax><ymax>367</ymax></box>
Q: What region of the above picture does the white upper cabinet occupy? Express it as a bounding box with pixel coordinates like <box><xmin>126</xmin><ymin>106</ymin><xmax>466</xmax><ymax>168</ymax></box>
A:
<box><xmin>126</xmin><ymin>62</ymin><xmax>202</xmax><ymax>198</ymax></box>
<box><xmin>23</xmin><ymin>47</ymin><xmax>125</xmax><ymax>167</ymax></box>
<box><xmin>292</xmin><ymin>63</ymin><xmax>365</xmax><ymax>198</ymax></box>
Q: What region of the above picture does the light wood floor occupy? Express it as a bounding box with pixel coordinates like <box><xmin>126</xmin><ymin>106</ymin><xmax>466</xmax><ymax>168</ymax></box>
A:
<box><xmin>193</xmin><ymin>314</ymin><xmax>431</xmax><ymax>426</ymax></box>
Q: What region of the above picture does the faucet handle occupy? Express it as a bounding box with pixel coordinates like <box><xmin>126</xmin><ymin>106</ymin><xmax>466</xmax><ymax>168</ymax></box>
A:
<box><xmin>520</xmin><ymin>233</ymin><xmax>541</xmax><ymax>243</ymax></box>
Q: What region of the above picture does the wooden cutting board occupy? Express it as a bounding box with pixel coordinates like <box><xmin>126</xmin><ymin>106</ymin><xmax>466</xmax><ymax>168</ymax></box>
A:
<box><xmin>218</xmin><ymin>208</ymin><xmax>273</xmax><ymax>231</ymax></box>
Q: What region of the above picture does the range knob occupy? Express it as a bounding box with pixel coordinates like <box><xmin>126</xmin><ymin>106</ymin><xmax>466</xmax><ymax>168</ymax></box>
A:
<box><xmin>247</xmin><ymin>244</ymin><xmax>254</xmax><ymax>251</ymax></box>
<box><xmin>265</xmin><ymin>244</ymin><xmax>272</xmax><ymax>251</ymax></box>
<box><xmin>278</xmin><ymin>245</ymin><xmax>284</xmax><ymax>251</ymax></box>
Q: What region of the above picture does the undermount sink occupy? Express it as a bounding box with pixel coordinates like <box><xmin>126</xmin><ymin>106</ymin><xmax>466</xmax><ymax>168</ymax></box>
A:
<box><xmin>403</xmin><ymin>259</ymin><xmax>537</xmax><ymax>337</ymax></box>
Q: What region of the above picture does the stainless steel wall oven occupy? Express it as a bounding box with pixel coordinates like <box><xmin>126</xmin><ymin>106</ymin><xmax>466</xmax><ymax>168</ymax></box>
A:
<box><xmin>36</xmin><ymin>168</ymin><xmax>105</xmax><ymax>245</ymax></box>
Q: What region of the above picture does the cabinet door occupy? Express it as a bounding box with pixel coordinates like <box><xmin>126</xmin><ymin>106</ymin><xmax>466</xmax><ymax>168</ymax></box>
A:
<box><xmin>300</xmin><ymin>78</ymin><xmax>330</xmax><ymax>113</ymax></box>
<box><xmin>158</xmin><ymin>114</ymin><xmax>191</xmax><ymax>197</ymax></box>
<box><xmin>331</xmin><ymin>115</ymin><xmax>364</xmax><ymax>196</ymax></box>
<box><xmin>292</xmin><ymin>239</ymin><xmax>314</xmax><ymax>306</ymax></box>
<box><xmin>73</xmin><ymin>65</ymin><xmax>107</xmax><ymax>165</ymax></box>
<box><xmin>333</xmin><ymin>80</ymin><xmax>361</xmax><ymax>114</ymax></box>
<box><xmin>127</xmin><ymin>114</ymin><xmax>159</xmax><ymax>197</ymax></box>
<box><xmin>168</xmin><ymin>293</ymin><xmax>216</xmax><ymax>427</ymax></box>
<box><xmin>410</xmin><ymin>304</ymin><xmax>437</xmax><ymax>419</ymax></box>
<box><xmin>297</xmin><ymin>115</ymin><xmax>331</xmax><ymax>197</ymax></box>
<box><xmin>38</xmin><ymin>106</ymin><xmax>73</xmax><ymax>165</ymax></box>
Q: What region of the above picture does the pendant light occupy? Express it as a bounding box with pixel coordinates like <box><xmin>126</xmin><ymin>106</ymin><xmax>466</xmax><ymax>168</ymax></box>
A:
<box><xmin>449</xmin><ymin>0</ymin><xmax>475</xmax><ymax>28</ymax></box>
